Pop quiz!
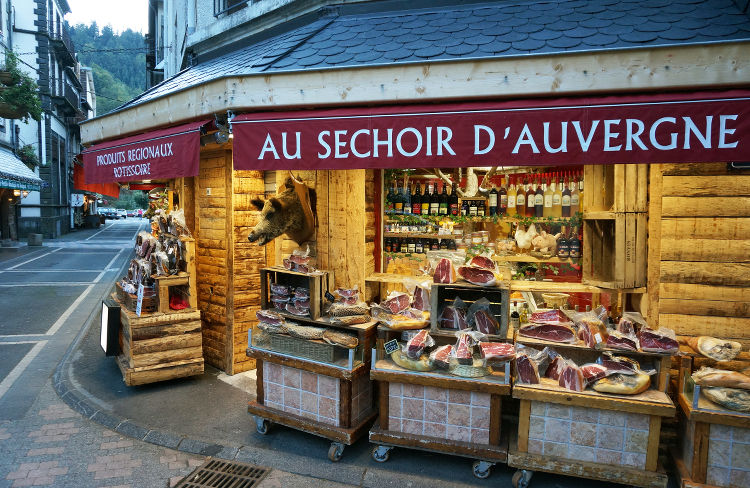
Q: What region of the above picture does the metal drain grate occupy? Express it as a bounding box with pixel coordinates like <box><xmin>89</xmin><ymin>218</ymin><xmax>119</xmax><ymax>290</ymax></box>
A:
<box><xmin>174</xmin><ymin>458</ymin><xmax>270</xmax><ymax>488</ymax></box>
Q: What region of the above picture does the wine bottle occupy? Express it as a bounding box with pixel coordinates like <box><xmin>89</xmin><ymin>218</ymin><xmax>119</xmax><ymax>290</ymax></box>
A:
<box><xmin>552</xmin><ymin>173</ymin><xmax>562</xmax><ymax>218</ymax></box>
<box><xmin>557</xmin><ymin>225</ymin><xmax>570</xmax><ymax>259</ymax></box>
<box><xmin>534</xmin><ymin>177</ymin><xmax>544</xmax><ymax>217</ymax></box>
<box><xmin>507</xmin><ymin>176</ymin><xmax>517</xmax><ymax>216</ymax></box>
<box><xmin>394</xmin><ymin>181</ymin><xmax>404</xmax><ymax>215</ymax></box>
<box><xmin>439</xmin><ymin>182</ymin><xmax>449</xmax><ymax>215</ymax></box>
<box><xmin>569</xmin><ymin>225</ymin><xmax>581</xmax><ymax>259</ymax></box>
<box><xmin>499</xmin><ymin>177</ymin><xmax>508</xmax><ymax>216</ymax></box>
<box><xmin>403</xmin><ymin>181</ymin><xmax>412</xmax><ymax>215</ymax></box>
<box><xmin>561</xmin><ymin>173</ymin><xmax>571</xmax><ymax>218</ymax></box>
<box><xmin>386</xmin><ymin>181</ymin><xmax>394</xmax><ymax>214</ymax></box>
<box><xmin>526</xmin><ymin>176</ymin><xmax>536</xmax><ymax>217</ymax></box>
<box><xmin>412</xmin><ymin>181</ymin><xmax>422</xmax><ymax>215</ymax></box>
<box><xmin>488</xmin><ymin>184</ymin><xmax>498</xmax><ymax>216</ymax></box>
<box><xmin>510</xmin><ymin>301</ymin><xmax>520</xmax><ymax>331</ymax></box>
<box><xmin>421</xmin><ymin>182</ymin><xmax>430</xmax><ymax>216</ymax></box>
<box><xmin>430</xmin><ymin>182</ymin><xmax>440</xmax><ymax>216</ymax></box>
<box><xmin>517</xmin><ymin>176</ymin><xmax>527</xmax><ymax>217</ymax></box>
<box><xmin>449</xmin><ymin>184</ymin><xmax>459</xmax><ymax>216</ymax></box>
<box><xmin>543</xmin><ymin>175</ymin><xmax>553</xmax><ymax>218</ymax></box>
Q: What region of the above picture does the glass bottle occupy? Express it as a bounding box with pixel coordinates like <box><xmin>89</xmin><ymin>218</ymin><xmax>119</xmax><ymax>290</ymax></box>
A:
<box><xmin>421</xmin><ymin>182</ymin><xmax>431</xmax><ymax>216</ymax></box>
<box><xmin>499</xmin><ymin>177</ymin><xmax>508</xmax><ymax>216</ymax></box>
<box><xmin>526</xmin><ymin>176</ymin><xmax>536</xmax><ymax>217</ymax></box>
<box><xmin>403</xmin><ymin>181</ymin><xmax>412</xmax><ymax>215</ymax></box>
<box><xmin>449</xmin><ymin>184</ymin><xmax>459</xmax><ymax>216</ymax></box>
<box><xmin>412</xmin><ymin>181</ymin><xmax>422</xmax><ymax>215</ymax></box>
<box><xmin>439</xmin><ymin>182</ymin><xmax>449</xmax><ymax>215</ymax></box>
<box><xmin>561</xmin><ymin>173</ymin><xmax>572</xmax><ymax>218</ymax></box>
<box><xmin>461</xmin><ymin>198</ymin><xmax>468</xmax><ymax>216</ymax></box>
<box><xmin>557</xmin><ymin>225</ymin><xmax>570</xmax><ymax>259</ymax></box>
<box><xmin>507</xmin><ymin>176</ymin><xmax>517</xmax><ymax>216</ymax></box>
<box><xmin>488</xmin><ymin>184</ymin><xmax>498</xmax><ymax>216</ymax></box>
<box><xmin>386</xmin><ymin>181</ymin><xmax>395</xmax><ymax>214</ymax></box>
<box><xmin>510</xmin><ymin>301</ymin><xmax>520</xmax><ymax>331</ymax></box>
<box><xmin>430</xmin><ymin>182</ymin><xmax>440</xmax><ymax>216</ymax></box>
<box><xmin>394</xmin><ymin>181</ymin><xmax>404</xmax><ymax>215</ymax></box>
<box><xmin>569</xmin><ymin>226</ymin><xmax>581</xmax><ymax>259</ymax></box>
<box><xmin>543</xmin><ymin>175</ymin><xmax>553</xmax><ymax>218</ymax></box>
<box><xmin>552</xmin><ymin>173</ymin><xmax>563</xmax><ymax>218</ymax></box>
<box><xmin>517</xmin><ymin>176</ymin><xmax>527</xmax><ymax>217</ymax></box>
<box><xmin>534</xmin><ymin>176</ymin><xmax>544</xmax><ymax>218</ymax></box>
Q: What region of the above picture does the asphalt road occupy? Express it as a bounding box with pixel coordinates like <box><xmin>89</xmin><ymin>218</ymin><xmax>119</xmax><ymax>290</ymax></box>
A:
<box><xmin>0</xmin><ymin>218</ymin><xmax>145</xmax><ymax>420</ymax></box>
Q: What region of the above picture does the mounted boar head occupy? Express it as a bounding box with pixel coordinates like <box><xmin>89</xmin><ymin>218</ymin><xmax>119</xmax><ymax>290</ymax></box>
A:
<box><xmin>248</xmin><ymin>174</ymin><xmax>316</xmax><ymax>246</ymax></box>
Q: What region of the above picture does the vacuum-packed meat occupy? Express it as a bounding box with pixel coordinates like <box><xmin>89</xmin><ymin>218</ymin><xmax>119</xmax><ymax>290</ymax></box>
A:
<box><xmin>293</xmin><ymin>298</ymin><xmax>311</xmax><ymax>309</ymax></box>
<box><xmin>616</xmin><ymin>317</ymin><xmax>635</xmax><ymax>335</ymax></box>
<box><xmin>545</xmin><ymin>356</ymin><xmax>566</xmax><ymax>381</ymax></box>
<box><xmin>692</xmin><ymin>367</ymin><xmax>750</xmax><ymax>390</ymax></box>
<box><xmin>592</xmin><ymin>373</ymin><xmax>651</xmax><ymax>395</ymax></box>
<box><xmin>412</xmin><ymin>286</ymin><xmax>430</xmax><ymax>312</ymax></box>
<box><xmin>516</xmin><ymin>354</ymin><xmax>540</xmax><ymax>384</ymax></box>
<box><xmin>530</xmin><ymin>309</ymin><xmax>572</xmax><ymax>325</ymax></box>
<box><xmin>283</xmin><ymin>258</ymin><xmax>294</xmax><ymax>270</ymax></box>
<box><xmin>687</xmin><ymin>336</ymin><xmax>742</xmax><ymax>362</ymax></box>
<box><xmin>338</xmin><ymin>295</ymin><xmax>358</xmax><ymax>305</ymax></box>
<box><xmin>559</xmin><ymin>364</ymin><xmax>586</xmax><ymax>391</ymax></box>
<box><xmin>271</xmin><ymin>283</ymin><xmax>290</xmax><ymax>295</ymax></box>
<box><xmin>294</xmin><ymin>287</ymin><xmax>310</xmax><ymax>299</ymax></box>
<box><xmin>439</xmin><ymin>305</ymin><xmax>469</xmax><ymax>330</ymax></box>
<box><xmin>457</xmin><ymin>266</ymin><xmax>497</xmax><ymax>286</ymax></box>
<box><xmin>270</xmin><ymin>293</ymin><xmax>289</xmax><ymax>302</ymax></box>
<box><xmin>430</xmin><ymin>345</ymin><xmax>453</xmax><ymax>369</ymax></box>
<box><xmin>257</xmin><ymin>310</ymin><xmax>285</xmax><ymax>325</ymax></box>
<box><xmin>578</xmin><ymin>321</ymin><xmax>597</xmax><ymax>348</ymax></box>
<box><xmin>639</xmin><ymin>327</ymin><xmax>680</xmax><ymax>354</ymax></box>
<box><xmin>295</xmin><ymin>263</ymin><xmax>316</xmax><ymax>274</ymax></box>
<box><xmin>581</xmin><ymin>363</ymin><xmax>608</xmax><ymax>383</ymax></box>
<box><xmin>406</xmin><ymin>330</ymin><xmax>430</xmax><ymax>360</ymax></box>
<box><xmin>336</xmin><ymin>287</ymin><xmax>358</xmax><ymax>298</ymax></box>
<box><xmin>606</xmin><ymin>331</ymin><xmax>639</xmax><ymax>351</ymax></box>
<box><xmin>290</xmin><ymin>254</ymin><xmax>309</xmax><ymax>265</ymax></box>
<box><xmin>469</xmin><ymin>255</ymin><xmax>495</xmax><ymax>270</ymax></box>
<box><xmin>455</xmin><ymin>334</ymin><xmax>474</xmax><ymax>365</ymax></box>
<box><xmin>478</xmin><ymin>342</ymin><xmax>515</xmax><ymax>361</ymax></box>
<box><xmin>519</xmin><ymin>323</ymin><xmax>576</xmax><ymax>343</ymax></box>
<box><xmin>285</xmin><ymin>303</ymin><xmax>309</xmax><ymax>316</ymax></box>
<box><xmin>596</xmin><ymin>354</ymin><xmax>642</xmax><ymax>375</ymax></box>
<box><xmin>383</xmin><ymin>292</ymin><xmax>410</xmax><ymax>314</ymax></box>
<box><xmin>474</xmin><ymin>310</ymin><xmax>499</xmax><ymax>335</ymax></box>
<box><xmin>433</xmin><ymin>258</ymin><xmax>456</xmax><ymax>284</ymax></box>
<box><xmin>703</xmin><ymin>387</ymin><xmax>750</xmax><ymax>412</ymax></box>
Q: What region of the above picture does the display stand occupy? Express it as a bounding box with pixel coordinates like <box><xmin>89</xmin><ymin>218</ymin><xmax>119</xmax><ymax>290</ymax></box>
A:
<box><xmin>368</xmin><ymin>281</ymin><xmax>513</xmax><ymax>479</ymax></box>
<box><xmin>671</xmin><ymin>354</ymin><xmax>750</xmax><ymax>488</ymax></box>
<box><xmin>508</xmin><ymin>305</ymin><xmax>674</xmax><ymax>488</ymax></box>
<box><xmin>247</xmin><ymin>266</ymin><xmax>377</xmax><ymax>462</ymax></box>
<box><xmin>114</xmin><ymin>236</ymin><xmax>203</xmax><ymax>386</ymax></box>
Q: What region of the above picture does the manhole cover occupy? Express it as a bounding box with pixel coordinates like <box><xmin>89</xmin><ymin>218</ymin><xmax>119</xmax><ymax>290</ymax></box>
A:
<box><xmin>174</xmin><ymin>458</ymin><xmax>270</xmax><ymax>488</ymax></box>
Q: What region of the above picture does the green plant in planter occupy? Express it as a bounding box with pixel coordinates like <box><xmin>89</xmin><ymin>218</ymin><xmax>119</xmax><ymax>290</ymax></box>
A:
<box><xmin>0</xmin><ymin>51</ymin><xmax>43</xmax><ymax>123</ymax></box>
<box><xmin>18</xmin><ymin>144</ymin><xmax>39</xmax><ymax>169</ymax></box>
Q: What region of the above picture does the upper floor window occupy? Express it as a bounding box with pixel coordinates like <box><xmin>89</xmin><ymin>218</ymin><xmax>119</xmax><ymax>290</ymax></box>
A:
<box><xmin>214</xmin><ymin>0</ymin><xmax>248</xmax><ymax>17</ymax></box>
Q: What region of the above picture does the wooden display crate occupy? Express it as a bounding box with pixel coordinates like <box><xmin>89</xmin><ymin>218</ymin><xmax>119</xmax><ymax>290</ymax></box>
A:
<box><xmin>584</xmin><ymin>164</ymin><xmax>648</xmax><ymax>213</ymax></box>
<box><xmin>260</xmin><ymin>266</ymin><xmax>334</xmax><ymax>320</ymax></box>
<box><xmin>430</xmin><ymin>282</ymin><xmax>510</xmax><ymax>339</ymax></box>
<box><xmin>116</xmin><ymin>302</ymin><xmax>203</xmax><ymax>386</ymax></box>
<box><xmin>582</xmin><ymin>213</ymin><xmax>647</xmax><ymax>289</ymax></box>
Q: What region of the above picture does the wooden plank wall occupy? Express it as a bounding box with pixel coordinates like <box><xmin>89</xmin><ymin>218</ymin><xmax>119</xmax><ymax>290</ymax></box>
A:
<box><xmin>232</xmin><ymin>169</ymin><xmax>266</xmax><ymax>374</ymax></box>
<box><xmin>195</xmin><ymin>149</ymin><xmax>231</xmax><ymax>371</ymax></box>
<box><xmin>648</xmin><ymin>163</ymin><xmax>750</xmax><ymax>343</ymax></box>
<box><xmin>272</xmin><ymin>170</ymin><xmax>375</xmax><ymax>292</ymax></box>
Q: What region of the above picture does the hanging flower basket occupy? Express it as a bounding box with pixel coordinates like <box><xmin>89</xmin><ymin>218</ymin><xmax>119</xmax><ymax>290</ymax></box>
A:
<box><xmin>0</xmin><ymin>99</ymin><xmax>27</xmax><ymax>119</ymax></box>
<box><xmin>0</xmin><ymin>70</ymin><xmax>14</xmax><ymax>86</ymax></box>
<box><xmin>0</xmin><ymin>51</ymin><xmax>42</xmax><ymax>122</ymax></box>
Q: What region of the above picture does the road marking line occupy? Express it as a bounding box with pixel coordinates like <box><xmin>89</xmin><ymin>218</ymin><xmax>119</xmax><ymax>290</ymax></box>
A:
<box><xmin>132</xmin><ymin>221</ymin><xmax>145</xmax><ymax>240</ymax></box>
<box><xmin>0</xmin><ymin>340</ymin><xmax>48</xmax><ymax>401</ymax></box>
<box><xmin>85</xmin><ymin>226</ymin><xmax>109</xmax><ymax>241</ymax></box>
<box><xmin>2</xmin><ymin>270</ymin><xmax>104</xmax><ymax>273</ymax></box>
<box><xmin>93</xmin><ymin>248</ymin><xmax>125</xmax><ymax>284</ymax></box>
<box><xmin>45</xmin><ymin>284</ymin><xmax>96</xmax><ymax>336</ymax></box>
<box><xmin>0</xmin><ymin>283</ymin><xmax>92</xmax><ymax>287</ymax></box>
<box><xmin>0</xmin><ymin>247</ymin><xmax>63</xmax><ymax>272</ymax></box>
<box><xmin>0</xmin><ymin>335</ymin><xmax>47</xmax><ymax>340</ymax></box>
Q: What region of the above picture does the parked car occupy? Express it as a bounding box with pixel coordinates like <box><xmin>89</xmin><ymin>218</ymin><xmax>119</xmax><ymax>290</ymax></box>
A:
<box><xmin>126</xmin><ymin>210</ymin><xmax>135</xmax><ymax>217</ymax></box>
<box><xmin>100</xmin><ymin>208</ymin><xmax>119</xmax><ymax>220</ymax></box>
<box><xmin>117</xmin><ymin>209</ymin><xmax>127</xmax><ymax>219</ymax></box>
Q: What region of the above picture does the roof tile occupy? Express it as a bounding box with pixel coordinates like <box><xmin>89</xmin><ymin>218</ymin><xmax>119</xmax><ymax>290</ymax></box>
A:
<box><xmin>414</xmin><ymin>45</ymin><xmax>447</xmax><ymax>58</ymax></box>
<box><xmin>619</xmin><ymin>30</ymin><xmax>660</xmax><ymax>43</ymax></box>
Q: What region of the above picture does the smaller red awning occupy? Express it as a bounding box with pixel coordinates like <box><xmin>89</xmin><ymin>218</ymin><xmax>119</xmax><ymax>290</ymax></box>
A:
<box><xmin>73</xmin><ymin>164</ymin><xmax>120</xmax><ymax>199</ymax></box>
<box><xmin>82</xmin><ymin>120</ymin><xmax>212</xmax><ymax>184</ymax></box>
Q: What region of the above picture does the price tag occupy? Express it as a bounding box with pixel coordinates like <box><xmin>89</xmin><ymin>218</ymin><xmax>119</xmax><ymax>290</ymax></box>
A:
<box><xmin>136</xmin><ymin>284</ymin><xmax>144</xmax><ymax>317</ymax></box>
<box><xmin>325</xmin><ymin>291</ymin><xmax>336</xmax><ymax>302</ymax></box>
<box><xmin>594</xmin><ymin>333</ymin><xmax>602</xmax><ymax>344</ymax></box>
<box><xmin>384</xmin><ymin>339</ymin><xmax>399</xmax><ymax>354</ymax></box>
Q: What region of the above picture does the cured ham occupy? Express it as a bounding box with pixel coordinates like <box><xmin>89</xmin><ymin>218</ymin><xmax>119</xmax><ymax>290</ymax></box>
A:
<box><xmin>457</xmin><ymin>266</ymin><xmax>497</xmax><ymax>286</ymax></box>
<box><xmin>474</xmin><ymin>310</ymin><xmax>499</xmax><ymax>335</ymax></box>
<box><xmin>339</xmin><ymin>296</ymin><xmax>358</xmax><ymax>305</ymax></box>
<box><xmin>692</xmin><ymin>367</ymin><xmax>750</xmax><ymax>390</ymax></box>
<box><xmin>516</xmin><ymin>353</ymin><xmax>540</xmax><ymax>384</ymax></box>
<box><xmin>519</xmin><ymin>323</ymin><xmax>576</xmax><ymax>343</ymax></box>
<box><xmin>616</xmin><ymin>317</ymin><xmax>635</xmax><ymax>335</ymax></box>
<box><xmin>593</xmin><ymin>373</ymin><xmax>651</xmax><ymax>395</ymax></box>
<box><xmin>336</xmin><ymin>287</ymin><xmax>358</xmax><ymax>298</ymax></box>
<box><xmin>383</xmin><ymin>292</ymin><xmax>410</xmax><ymax>314</ymax></box>
<box><xmin>286</xmin><ymin>303</ymin><xmax>309</xmax><ymax>316</ymax></box>
<box><xmin>478</xmin><ymin>342</ymin><xmax>515</xmax><ymax>361</ymax></box>
<box><xmin>530</xmin><ymin>309</ymin><xmax>572</xmax><ymax>325</ymax></box>
<box><xmin>581</xmin><ymin>363</ymin><xmax>608</xmax><ymax>383</ymax></box>
<box><xmin>439</xmin><ymin>305</ymin><xmax>469</xmax><ymax>330</ymax></box>
<box><xmin>687</xmin><ymin>336</ymin><xmax>742</xmax><ymax>361</ymax></box>
<box><xmin>469</xmin><ymin>255</ymin><xmax>495</xmax><ymax>270</ymax></box>
<box><xmin>606</xmin><ymin>331</ymin><xmax>639</xmax><ymax>351</ymax></box>
<box><xmin>578</xmin><ymin>321</ymin><xmax>597</xmax><ymax>348</ymax></box>
<box><xmin>293</xmin><ymin>298</ymin><xmax>310</xmax><ymax>309</ymax></box>
<box><xmin>294</xmin><ymin>288</ymin><xmax>310</xmax><ymax>299</ymax></box>
<box><xmin>639</xmin><ymin>327</ymin><xmax>680</xmax><ymax>354</ymax></box>
<box><xmin>256</xmin><ymin>310</ymin><xmax>285</xmax><ymax>325</ymax></box>
<box><xmin>412</xmin><ymin>286</ymin><xmax>430</xmax><ymax>312</ymax></box>
<box><xmin>703</xmin><ymin>387</ymin><xmax>750</xmax><ymax>412</ymax></box>
<box><xmin>430</xmin><ymin>345</ymin><xmax>453</xmax><ymax>369</ymax></box>
<box><xmin>295</xmin><ymin>263</ymin><xmax>316</xmax><ymax>274</ymax></box>
<box><xmin>455</xmin><ymin>334</ymin><xmax>474</xmax><ymax>365</ymax></box>
<box><xmin>391</xmin><ymin>349</ymin><xmax>434</xmax><ymax>371</ymax></box>
<box><xmin>596</xmin><ymin>354</ymin><xmax>642</xmax><ymax>375</ymax></box>
<box><xmin>545</xmin><ymin>356</ymin><xmax>566</xmax><ymax>381</ymax></box>
<box><xmin>290</xmin><ymin>254</ymin><xmax>310</xmax><ymax>265</ymax></box>
<box><xmin>283</xmin><ymin>258</ymin><xmax>294</xmax><ymax>270</ymax></box>
<box><xmin>559</xmin><ymin>364</ymin><xmax>586</xmax><ymax>391</ymax></box>
<box><xmin>433</xmin><ymin>258</ymin><xmax>457</xmax><ymax>284</ymax></box>
<box><xmin>271</xmin><ymin>283</ymin><xmax>290</xmax><ymax>295</ymax></box>
<box><xmin>406</xmin><ymin>330</ymin><xmax>430</xmax><ymax>359</ymax></box>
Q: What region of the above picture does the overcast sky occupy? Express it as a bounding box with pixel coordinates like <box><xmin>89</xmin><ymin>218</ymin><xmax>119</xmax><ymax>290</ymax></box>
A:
<box><xmin>65</xmin><ymin>0</ymin><xmax>149</xmax><ymax>33</ymax></box>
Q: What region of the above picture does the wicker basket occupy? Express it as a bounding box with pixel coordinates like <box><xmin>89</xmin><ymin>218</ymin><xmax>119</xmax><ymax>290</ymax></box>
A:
<box><xmin>269</xmin><ymin>334</ymin><xmax>335</xmax><ymax>363</ymax></box>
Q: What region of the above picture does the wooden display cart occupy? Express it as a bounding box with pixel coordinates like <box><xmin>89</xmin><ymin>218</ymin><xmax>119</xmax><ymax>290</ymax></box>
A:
<box><xmin>246</xmin><ymin>267</ymin><xmax>378</xmax><ymax>462</ymax></box>
<box><xmin>508</xmin><ymin>287</ymin><xmax>674</xmax><ymax>488</ymax></box>
<box><xmin>671</xmin><ymin>353</ymin><xmax>750</xmax><ymax>488</ymax></box>
<box><xmin>368</xmin><ymin>281</ymin><xmax>514</xmax><ymax>479</ymax></box>
<box><xmin>114</xmin><ymin>236</ymin><xmax>203</xmax><ymax>386</ymax></box>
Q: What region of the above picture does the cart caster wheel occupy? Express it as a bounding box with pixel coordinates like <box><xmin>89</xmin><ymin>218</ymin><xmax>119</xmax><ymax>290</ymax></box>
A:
<box><xmin>328</xmin><ymin>442</ymin><xmax>345</xmax><ymax>462</ymax></box>
<box><xmin>372</xmin><ymin>445</ymin><xmax>391</xmax><ymax>463</ymax></box>
<box><xmin>254</xmin><ymin>416</ymin><xmax>270</xmax><ymax>435</ymax></box>
<box><xmin>472</xmin><ymin>460</ymin><xmax>493</xmax><ymax>479</ymax></box>
<box><xmin>512</xmin><ymin>469</ymin><xmax>533</xmax><ymax>488</ymax></box>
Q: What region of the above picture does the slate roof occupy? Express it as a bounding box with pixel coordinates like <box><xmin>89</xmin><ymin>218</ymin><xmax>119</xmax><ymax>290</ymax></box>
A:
<box><xmin>0</xmin><ymin>150</ymin><xmax>43</xmax><ymax>185</ymax></box>
<box><xmin>118</xmin><ymin>0</ymin><xmax>750</xmax><ymax>111</ymax></box>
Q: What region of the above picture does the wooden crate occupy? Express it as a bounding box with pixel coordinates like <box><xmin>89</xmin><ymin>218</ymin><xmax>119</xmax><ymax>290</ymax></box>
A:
<box><xmin>260</xmin><ymin>266</ymin><xmax>334</xmax><ymax>320</ymax></box>
<box><xmin>117</xmin><ymin>355</ymin><xmax>204</xmax><ymax>387</ymax></box>
<box><xmin>430</xmin><ymin>282</ymin><xmax>510</xmax><ymax>339</ymax></box>
<box><xmin>364</xmin><ymin>273</ymin><xmax>410</xmax><ymax>303</ymax></box>
<box><xmin>154</xmin><ymin>273</ymin><xmax>190</xmax><ymax>313</ymax></box>
<box><xmin>582</xmin><ymin>213</ymin><xmax>647</xmax><ymax>289</ymax></box>
<box><xmin>584</xmin><ymin>164</ymin><xmax>648</xmax><ymax>213</ymax></box>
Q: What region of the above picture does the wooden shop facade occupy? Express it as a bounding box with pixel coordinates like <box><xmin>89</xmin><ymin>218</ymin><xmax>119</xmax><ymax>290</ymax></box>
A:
<box><xmin>80</xmin><ymin>14</ymin><xmax>750</xmax><ymax>487</ymax></box>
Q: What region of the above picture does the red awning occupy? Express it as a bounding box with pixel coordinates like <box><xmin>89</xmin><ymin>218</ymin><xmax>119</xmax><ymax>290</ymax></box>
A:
<box><xmin>73</xmin><ymin>164</ymin><xmax>120</xmax><ymax>199</ymax></box>
<box><xmin>232</xmin><ymin>90</ymin><xmax>750</xmax><ymax>170</ymax></box>
<box><xmin>82</xmin><ymin>120</ymin><xmax>213</xmax><ymax>184</ymax></box>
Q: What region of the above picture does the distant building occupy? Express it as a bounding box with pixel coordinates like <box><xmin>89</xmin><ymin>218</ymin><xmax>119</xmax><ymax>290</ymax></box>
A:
<box><xmin>2</xmin><ymin>0</ymin><xmax>90</xmax><ymax>240</ymax></box>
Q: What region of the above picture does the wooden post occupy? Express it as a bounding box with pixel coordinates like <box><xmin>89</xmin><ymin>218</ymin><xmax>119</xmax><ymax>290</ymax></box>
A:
<box><xmin>518</xmin><ymin>399</ymin><xmax>531</xmax><ymax>453</ymax></box>
<box><xmin>645</xmin><ymin>415</ymin><xmax>662</xmax><ymax>471</ymax></box>
<box><xmin>379</xmin><ymin>381</ymin><xmax>389</xmax><ymax>431</ymax></box>
<box><xmin>256</xmin><ymin>359</ymin><xmax>264</xmax><ymax>404</ymax></box>
<box><xmin>690</xmin><ymin>421</ymin><xmax>710</xmax><ymax>483</ymax></box>
<box><xmin>647</xmin><ymin>164</ymin><xmax>663</xmax><ymax>327</ymax></box>
<box><xmin>489</xmin><ymin>394</ymin><xmax>502</xmax><ymax>446</ymax></box>
<box><xmin>225</xmin><ymin>151</ymin><xmax>236</xmax><ymax>375</ymax></box>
